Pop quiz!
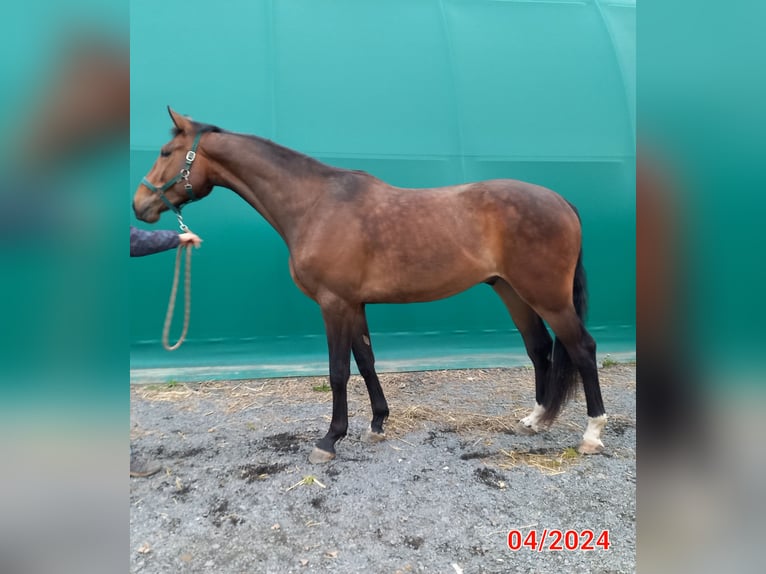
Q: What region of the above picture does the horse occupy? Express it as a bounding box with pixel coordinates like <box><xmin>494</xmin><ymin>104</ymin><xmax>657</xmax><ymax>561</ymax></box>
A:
<box><xmin>133</xmin><ymin>107</ymin><xmax>607</xmax><ymax>463</ymax></box>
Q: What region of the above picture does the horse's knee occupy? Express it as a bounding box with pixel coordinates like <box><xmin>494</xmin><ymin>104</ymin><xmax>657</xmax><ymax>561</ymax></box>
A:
<box><xmin>329</xmin><ymin>366</ymin><xmax>350</xmax><ymax>388</ymax></box>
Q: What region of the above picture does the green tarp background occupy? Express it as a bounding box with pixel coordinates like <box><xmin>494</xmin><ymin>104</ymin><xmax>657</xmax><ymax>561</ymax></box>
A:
<box><xmin>130</xmin><ymin>0</ymin><xmax>635</xmax><ymax>382</ymax></box>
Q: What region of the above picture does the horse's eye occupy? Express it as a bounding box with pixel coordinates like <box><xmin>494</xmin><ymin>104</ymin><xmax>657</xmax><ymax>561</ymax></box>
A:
<box><xmin>160</xmin><ymin>150</ymin><xmax>171</xmax><ymax>158</ymax></box>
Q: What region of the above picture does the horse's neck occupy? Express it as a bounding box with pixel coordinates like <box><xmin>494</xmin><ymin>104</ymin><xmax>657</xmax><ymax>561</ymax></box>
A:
<box><xmin>205</xmin><ymin>132</ymin><xmax>325</xmax><ymax>246</ymax></box>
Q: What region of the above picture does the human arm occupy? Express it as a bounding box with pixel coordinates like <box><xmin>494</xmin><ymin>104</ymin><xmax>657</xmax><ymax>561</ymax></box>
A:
<box><xmin>129</xmin><ymin>226</ymin><xmax>180</xmax><ymax>257</ymax></box>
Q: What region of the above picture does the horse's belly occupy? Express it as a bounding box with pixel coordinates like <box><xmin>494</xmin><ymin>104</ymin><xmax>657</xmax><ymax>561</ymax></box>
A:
<box><xmin>360</xmin><ymin>263</ymin><xmax>489</xmax><ymax>304</ymax></box>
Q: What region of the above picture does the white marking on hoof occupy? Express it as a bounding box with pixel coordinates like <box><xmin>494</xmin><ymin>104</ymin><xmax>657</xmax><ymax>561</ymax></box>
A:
<box><xmin>578</xmin><ymin>414</ymin><xmax>607</xmax><ymax>455</ymax></box>
<box><xmin>518</xmin><ymin>403</ymin><xmax>548</xmax><ymax>434</ymax></box>
<box><xmin>308</xmin><ymin>447</ymin><xmax>335</xmax><ymax>464</ymax></box>
<box><xmin>361</xmin><ymin>427</ymin><xmax>386</xmax><ymax>444</ymax></box>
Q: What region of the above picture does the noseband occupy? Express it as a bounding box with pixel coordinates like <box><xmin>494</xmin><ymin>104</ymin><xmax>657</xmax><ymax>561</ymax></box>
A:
<box><xmin>140</xmin><ymin>131</ymin><xmax>204</xmax><ymax>230</ymax></box>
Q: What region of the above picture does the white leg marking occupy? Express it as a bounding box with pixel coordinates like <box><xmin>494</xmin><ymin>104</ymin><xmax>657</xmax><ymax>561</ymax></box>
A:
<box><xmin>579</xmin><ymin>414</ymin><xmax>607</xmax><ymax>454</ymax></box>
<box><xmin>519</xmin><ymin>403</ymin><xmax>549</xmax><ymax>433</ymax></box>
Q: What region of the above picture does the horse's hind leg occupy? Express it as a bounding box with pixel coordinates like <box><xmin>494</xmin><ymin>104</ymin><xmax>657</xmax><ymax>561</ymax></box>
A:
<box><xmin>542</xmin><ymin>308</ymin><xmax>607</xmax><ymax>454</ymax></box>
<box><xmin>351</xmin><ymin>306</ymin><xmax>389</xmax><ymax>442</ymax></box>
<box><xmin>492</xmin><ymin>279</ymin><xmax>553</xmax><ymax>433</ymax></box>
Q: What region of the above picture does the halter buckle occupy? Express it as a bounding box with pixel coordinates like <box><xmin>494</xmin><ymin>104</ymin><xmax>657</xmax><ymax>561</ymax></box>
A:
<box><xmin>185</xmin><ymin>150</ymin><xmax>197</xmax><ymax>162</ymax></box>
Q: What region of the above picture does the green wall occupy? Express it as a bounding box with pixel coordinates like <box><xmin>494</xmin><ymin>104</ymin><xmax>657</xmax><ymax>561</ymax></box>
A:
<box><xmin>130</xmin><ymin>0</ymin><xmax>635</xmax><ymax>381</ymax></box>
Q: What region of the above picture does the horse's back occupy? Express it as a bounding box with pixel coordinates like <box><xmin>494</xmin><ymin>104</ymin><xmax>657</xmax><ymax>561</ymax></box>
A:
<box><xmin>296</xmin><ymin>174</ymin><xmax>580</xmax><ymax>303</ymax></box>
<box><xmin>319</xmin><ymin>172</ymin><xmax>582</xmax><ymax>268</ymax></box>
<box><xmin>374</xmin><ymin>177</ymin><xmax>576</xmax><ymax>221</ymax></box>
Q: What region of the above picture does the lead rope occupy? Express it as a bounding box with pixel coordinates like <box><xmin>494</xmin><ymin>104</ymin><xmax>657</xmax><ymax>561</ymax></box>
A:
<box><xmin>162</xmin><ymin>218</ymin><xmax>193</xmax><ymax>351</ymax></box>
<box><xmin>162</xmin><ymin>244</ymin><xmax>192</xmax><ymax>350</ymax></box>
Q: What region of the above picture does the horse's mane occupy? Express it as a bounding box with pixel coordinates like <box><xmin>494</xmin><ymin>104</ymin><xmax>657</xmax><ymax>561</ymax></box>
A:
<box><xmin>173</xmin><ymin>120</ymin><xmax>358</xmax><ymax>179</ymax></box>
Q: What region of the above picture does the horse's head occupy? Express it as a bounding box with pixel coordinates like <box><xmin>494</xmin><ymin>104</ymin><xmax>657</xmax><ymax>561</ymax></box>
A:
<box><xmin>133</xmin><ymin>107</ymin><xmax>215</xmax><ymax>223</ymax></box>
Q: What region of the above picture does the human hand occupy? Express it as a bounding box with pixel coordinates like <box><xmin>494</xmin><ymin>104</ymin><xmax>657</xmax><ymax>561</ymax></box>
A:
<box><xmin>178</xmin><ymin>232</ymin><xmax>203</xmax><ymax>248</ymax></box>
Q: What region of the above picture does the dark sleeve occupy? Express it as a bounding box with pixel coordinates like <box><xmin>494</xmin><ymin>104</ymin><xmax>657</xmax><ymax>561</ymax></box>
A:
<box><xmin>130</xmin><ymin>226</ymin><xmax>180</xmax><ymax>257</ymax></box>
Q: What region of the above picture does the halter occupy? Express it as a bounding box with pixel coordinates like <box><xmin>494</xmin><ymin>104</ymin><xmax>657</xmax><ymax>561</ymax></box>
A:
<box><xmin>140</xmin><ymin>131</ymin><xmax>204</xmax><ymax>231</ymax></box>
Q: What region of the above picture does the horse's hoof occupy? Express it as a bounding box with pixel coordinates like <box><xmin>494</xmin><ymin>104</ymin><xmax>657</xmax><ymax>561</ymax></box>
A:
<box><xmin>361</xmin><ymin>428</ymin><xmax>386</xmax><ymax>443</ymax></box>
<box><xmin>517</xmin><ymin>419</ymin><xmax>549</xmax><ymax>435</ymax></box>
<box><xmin>578</xmin><ymin>440</ymin><xmax>604</xmax><ymax>455</ymax></box>
<box><xmin>516</xmin><ymin>421</ymin><xmax>540</xmax><ymax>435</ymax></box>
<box><xmin>309</xmin><ymin>447</ymin><xmax>336</xmax><ymax>464</ymax></box>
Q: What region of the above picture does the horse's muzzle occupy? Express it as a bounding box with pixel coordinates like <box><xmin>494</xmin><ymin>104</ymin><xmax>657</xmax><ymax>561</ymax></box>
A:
<box><xmin>133</xmin><ymin>199</ymin><xmax>160</xmax><ymax>223</ymax></box>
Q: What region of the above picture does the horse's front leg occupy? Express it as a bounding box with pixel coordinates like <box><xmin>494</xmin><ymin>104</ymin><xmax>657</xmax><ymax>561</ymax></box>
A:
<box><xmin>309</xmin><ymin>299</ymin><xmax>356</xmax><ymax>464</ymax></box>
<box><xmin>351</xmin><ymin>306</ymin><xmax>389</xmax><ymax>442</ymax></box>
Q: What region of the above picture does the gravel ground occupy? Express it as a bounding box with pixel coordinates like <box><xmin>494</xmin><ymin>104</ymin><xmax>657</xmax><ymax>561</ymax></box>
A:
<box><xmin>130</xmin><ymin>364</ymin><xmax>635</xmax><ymax>573</ymax></box>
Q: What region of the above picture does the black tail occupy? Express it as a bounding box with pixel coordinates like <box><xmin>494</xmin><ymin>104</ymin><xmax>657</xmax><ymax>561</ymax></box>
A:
<box><xmin>540</xmin><ymin>206</ymin><xmax>588</xmax><ymax>424</ymax></box>
<box><xmin>572</xmin><ymin>248</ymin><xmax>588</xmax><ymax>322</ymax></box>
<box><xmin>565</xmin><ymin>201</ymin><xmax>588</xmax><ymax>320</ymax></box>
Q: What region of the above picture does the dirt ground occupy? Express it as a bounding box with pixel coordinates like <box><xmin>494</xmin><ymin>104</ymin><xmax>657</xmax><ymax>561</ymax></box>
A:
<box><xmin>130</xmin><ymin>364</ymin><xmax>635</xmax><ymax>573</ymax></box>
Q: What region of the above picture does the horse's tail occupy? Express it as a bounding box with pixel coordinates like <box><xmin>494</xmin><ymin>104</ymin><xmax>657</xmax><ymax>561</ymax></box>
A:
<box><xmin>540</xmin><ymin>203</ymin><xmax>587</xmax><ymax>424</ymax></box>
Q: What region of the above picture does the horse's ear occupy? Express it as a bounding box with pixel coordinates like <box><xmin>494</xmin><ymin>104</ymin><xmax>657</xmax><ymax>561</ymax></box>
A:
<box><xmin>167</xmin><ymin>106</ymin><xmax>192</xmax><ymax>133</ymax></box>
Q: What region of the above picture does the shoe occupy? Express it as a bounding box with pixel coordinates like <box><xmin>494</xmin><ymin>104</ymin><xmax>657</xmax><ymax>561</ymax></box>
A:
<box><xmin>130</xmin><ymin>453</ymin><xmax>162</xmax><ymax>477</ymax></box>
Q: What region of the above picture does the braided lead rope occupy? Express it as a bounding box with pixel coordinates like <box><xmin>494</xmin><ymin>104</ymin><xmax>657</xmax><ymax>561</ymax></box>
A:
<box><xmin>162</xmin><ymin>243</ymin><xmax>192</xmax><ymax>351</ymax></box>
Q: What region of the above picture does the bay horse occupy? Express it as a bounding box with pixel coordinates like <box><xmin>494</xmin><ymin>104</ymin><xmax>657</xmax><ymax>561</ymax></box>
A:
<box><xmin>133</xmin><ymin>108</ymin><xmax>607</xmax><ymax>463</ymax></box>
